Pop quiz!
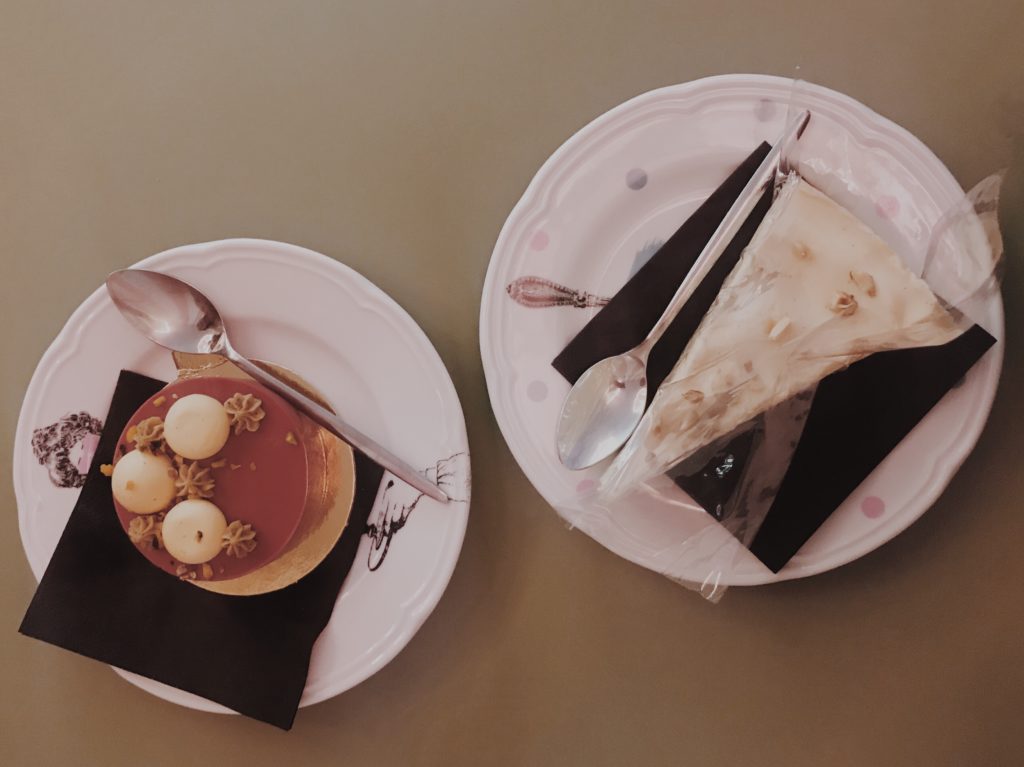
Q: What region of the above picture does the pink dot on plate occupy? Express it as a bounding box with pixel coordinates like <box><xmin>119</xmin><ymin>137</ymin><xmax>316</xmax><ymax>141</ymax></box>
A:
<box><xmin>529</xmin><ymin>230</ymin><xmax>549</xmax><ymax>251</ymax></box>
<box><xmin>754</xmin><ymin>99</ymin><xmax>777</xmax><ymax>121</ymax></box>
<box><xmin>576</xmin><ymin>479</ymin><xmax>596</xmax><ymax>494</ymax></box>
<box><xmin>625</xmin><ymin>168</ymin><xmax>648</xmax><ymax>190</ymax></box>
<box><xmin>527</xmin><ymin>380</ymin><xmax>548</xmax><ymax>402</ymax></box>
<box><xmin>874</xmin><ymin>196</ymin><xmax>900</xmax><ymax>219</ymax></box>
<box><xmin>861</xmin><ymin>496</ymin><xmax>886</xmax><ymax>519</ymax></box>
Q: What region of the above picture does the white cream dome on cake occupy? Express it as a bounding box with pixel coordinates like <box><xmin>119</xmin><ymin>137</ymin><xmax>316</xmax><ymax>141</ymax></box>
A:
<box><xmin>111</xmin><ymin>449</ymin><xmax>176</xmax><ymax>514</ymax></box>
<box><xmin>162</xmin><ymin>499</ymin><xmax>228</xmax><ymax>564</ymax></box>
<box><xmin>163</xmin><ymin>393</ymin><xmax>230</xmax><ymax>460</ymax></box>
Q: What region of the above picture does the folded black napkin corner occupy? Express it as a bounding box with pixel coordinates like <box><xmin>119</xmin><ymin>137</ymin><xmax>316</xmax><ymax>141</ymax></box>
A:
<box><xmin>554</xmin><ymin>146</ymin><xmax>996</xmax><ymax>573</ymax></box>
<box><xmin>20</xmin><ymin>369</ymin><xmax>382</xmax><ymax>729</ymax></box>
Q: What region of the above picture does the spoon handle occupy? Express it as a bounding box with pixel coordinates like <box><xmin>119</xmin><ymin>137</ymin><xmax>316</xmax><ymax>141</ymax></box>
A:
<box><xmin>226</xmin><ymin>350</ymin><xmax>449</xmax><ymax>503</ymax></box>
<box><xmin>636</xmin><ymin>110</ymin><xmax>811</xmax><ymax>357</ymax></box>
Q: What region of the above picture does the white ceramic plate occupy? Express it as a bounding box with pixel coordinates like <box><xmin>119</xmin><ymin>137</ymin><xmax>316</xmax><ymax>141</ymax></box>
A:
<box><xmin>15</xmin><ymin>238</ymin><xmax>471</xmax><ymax>712</ymax></box>
<box><xmin>480</xmin><ymin>74</ymin><xmax>1002</xmax><ymax>586</ymax></box>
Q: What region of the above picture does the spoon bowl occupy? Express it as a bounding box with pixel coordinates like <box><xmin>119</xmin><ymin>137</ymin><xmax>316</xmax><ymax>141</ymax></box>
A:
<box><xmin>106</xmin><ymin>269</ymin><xmax>226</xmax><ymax>355</ymax></box>
<box><xmin>555</xmin><ymin>353</ymin><xmax>648</xmax><ymax>470</ymax></box>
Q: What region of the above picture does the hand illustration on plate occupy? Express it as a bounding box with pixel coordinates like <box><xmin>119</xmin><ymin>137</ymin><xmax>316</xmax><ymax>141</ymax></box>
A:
<box><xmin>365</xmin><ymin>452</ymin><xmax>469</xmax><ymax>571</ymax></box>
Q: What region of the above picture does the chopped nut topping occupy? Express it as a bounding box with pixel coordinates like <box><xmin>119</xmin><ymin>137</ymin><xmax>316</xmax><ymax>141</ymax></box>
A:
<box><xmin>683</xmin><ymin>390</ymin><xmax>704</xmax><ymax>404</ymax></box>
<box><xmin>132</xmin><ymin>416</ymin><xmax>164</xmax><ymax>452</ymax></box>
<box><xmin>223</xmin><ymin>393</ymin><xmax>266</xmax><ymax>435</ymax></box>
<box><xmin>828</xmin><ymin>292</ymin><xmax>858</xmax><ymax>317</ymax></box>
<box><xmin>125</xmin><ymin>480</ymin><xmax>136</xmax><ymax>491</ymax></box>
<box><xmin>175</xmin><ymin>461</ymin><xmax>216</xmax><ymax>500</ymax></box>
<box><xmin>849</xmin><ymin>270</ymin><xmax>877</xmax><ymax>297</ymax></box>
<box><xmin>125</xmin><ymin>425</ymin><xmax>137</xmax><ymax>443</ymax></box>
<box><xmin>230</xmin><ymin>463</ymin><xmax>241</xmax><ymax>471</ymax></box>
<box><xmin>222</xmin><ymin>521</ymin><xmax>257</xmax><ymax>558</ymax></box>
<box><xmin>128</xmin><ymin>516</ymin><xmax>162</xmax><ymax>548</ymax></box>
<box><xmin>792</xmin><ymin>242</ymin><xmax>813</xmax><ymax>261</ymax></box>
<box><xmin>209</xmin><ymin>458</ymin><xmax>227</xmax><ymax>469</ymax></box>
<box><xmin>175</xmin><ymin>564</ymin><xmax>197</xmax><ymax>580</ymax></box>
<box><xmin>768</xmin><ymin>316</ymin><xmax>792</xmax><ymax>341</ymax></box>
<box><xmin>153</xmin><ymin>396</ymin><xmax>167</xmax><ymax>407</ymax></box>
<box><xmin>200</xmin><ymin>563</ymin><xmax>214</xmax><ymax>580</ymax></box>
<box><xmin>285</xmin><ymin>431</ymin><xmax>298</xmax><ymax>445</ymax></box>
<box><xmin>99</xmin><ymin>464</ymin><xmax>113</xmax><ymax>477</ymax></box>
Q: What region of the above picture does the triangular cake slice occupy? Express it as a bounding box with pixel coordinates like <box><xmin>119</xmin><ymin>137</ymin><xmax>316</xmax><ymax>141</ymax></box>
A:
<box><xmin>600</xmin><ymin>175</ymin><xmax>962</xmax><ymax>497</ymax></box>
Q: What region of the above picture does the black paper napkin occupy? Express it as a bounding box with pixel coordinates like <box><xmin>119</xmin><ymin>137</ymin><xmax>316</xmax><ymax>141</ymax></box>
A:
<box><xmin>20</xmin><ymin>370</ymin><xmax>383</xmax><ymax>729</ymax></box>
<box><xmin>554</xmin><ymin>145</ymin><xmax>996</xmax><ymax>573</ymax></box>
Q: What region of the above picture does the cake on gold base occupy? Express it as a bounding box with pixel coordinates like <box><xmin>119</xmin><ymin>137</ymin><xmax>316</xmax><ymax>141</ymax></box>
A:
<box><xmin>108</xmin><ymin>352</ymin><xmax>355</xmax><ymax>596</ymax></box>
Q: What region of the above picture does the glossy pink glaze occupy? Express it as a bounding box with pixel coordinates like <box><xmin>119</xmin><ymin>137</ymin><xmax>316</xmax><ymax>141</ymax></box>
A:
<box><xmin>112</xmin><ymin>377</ymin><xmax>309</xmax><ymax>580</ymax></box>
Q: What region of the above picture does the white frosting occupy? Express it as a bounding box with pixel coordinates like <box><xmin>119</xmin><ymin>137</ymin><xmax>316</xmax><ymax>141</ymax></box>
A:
<box><xmin>111</xmin><ymin>449</ymin><xmax>176</xmax><ymax>514</ymax></box>
<box><xmin>162</xmin><ymin>499</ymin><xmax>228</xmax><ymax>564</ymax></box>
<box><xmin>602</xmin><ymin>176</ymin><xmax>960</xmax><ymax>496</ymax></box>
<box><xmin>163</xmin><ymin>394</ymin><xmax>230</xmax><ymax>460</ymax></box>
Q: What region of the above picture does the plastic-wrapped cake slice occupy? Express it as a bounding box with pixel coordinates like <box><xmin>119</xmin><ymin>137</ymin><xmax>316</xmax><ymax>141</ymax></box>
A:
<box><xmin>600</xmin><ymin>174</ymin><xmax>963</xmax><ymax>498</ymax></box>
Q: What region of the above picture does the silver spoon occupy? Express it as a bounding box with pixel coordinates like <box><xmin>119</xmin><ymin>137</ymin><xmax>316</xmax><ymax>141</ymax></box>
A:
<box><xmin>105</xmin><ymin>268</ymin><xmax>449</xmax><ymax>502</ymax></box>
<box><xmin>555</xmin><ymin>111</ymin><xmax>811</xmax><ymax>470</ymax></box>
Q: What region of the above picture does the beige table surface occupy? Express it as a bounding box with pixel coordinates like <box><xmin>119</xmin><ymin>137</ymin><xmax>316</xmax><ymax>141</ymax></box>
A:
<box><xmin>2</xmin><ymin>2</ymin><xmax>1022</xmax><ymax>765</ymax></box>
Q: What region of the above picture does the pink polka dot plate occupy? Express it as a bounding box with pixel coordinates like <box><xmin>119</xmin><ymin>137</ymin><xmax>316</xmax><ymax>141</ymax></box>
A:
<box><xmin>479</xmin><ymin>74</ymin><xmax>1003</xmax><ymax>586</ymax></box>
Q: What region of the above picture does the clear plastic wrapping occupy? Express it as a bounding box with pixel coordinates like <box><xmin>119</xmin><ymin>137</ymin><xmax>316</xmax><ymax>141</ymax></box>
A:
<box><xmin>571</xmin><ymin>99</ymin><xmax>1004</xmax><ymax>602</ymax></box>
